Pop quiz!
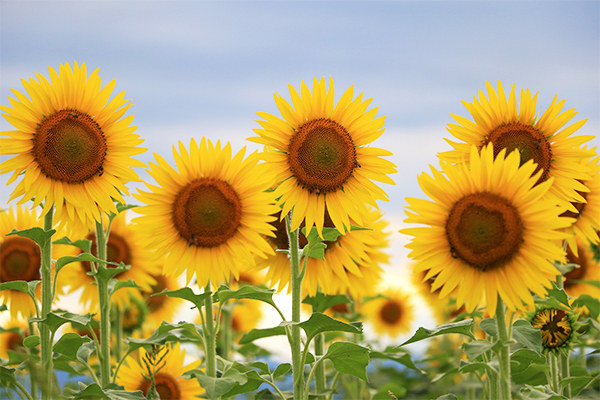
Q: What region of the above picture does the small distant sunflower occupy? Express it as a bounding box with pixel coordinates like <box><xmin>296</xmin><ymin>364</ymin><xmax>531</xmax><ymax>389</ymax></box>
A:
<box><xmin>249</xmin><ymin>77</ymin><xmax>396</xmax><ymax>236</ymax></box>
<box><xmin>133</xmin><ymin>138</ymin><xmax>279</xmax><ymax>288</ymax></box>
<box><xmin>0</xmin><ymin>206</ymin><xmax>68</xmax><ymax>319</ymax></box>
<box><xmin>402</xmin><ymin>144</ymin><xmax>573</xmax><ymax>316</ymax></box>
<box><xmin>563</xmin><ymin>237</ymin><xmax>600</xmax><ymax>302</ymax></box>
<box><xmin>0</xmin><ymin>318</ymin><xmax>29</xmax><ymax>359</ymax></box>
<box><xmin>0</xmin><ymin>61</ymin><xmax>146</xmax><ymax>235</ymax></box>
<box><xmin>528</xmin><ymin>305</ymin><xmax>581</xmax><ymax>355</ymax></box>
<box><xmin>116</xmin><ymin>342</ymin><xmax>204</xmax><ymax>399</ymax></box>
<box><xmin>439</xmin><ymin>81</ymin><xmax>595</xmax><ymax>212</ymax></box>
<box><xmin>362</xmin><ymin>287</ymin><xmax>414</xmax><ymax>338</ymax></box>
<box><xmin>255</xmin><ymin>207</ymin><xmax>388</xmax><ymax>297</ymax></box>
<box><xmin>141</xmin><ymin>272</ymin><xmax>184</xmax><ymax>331</ymax></box>
<box><xmin>59</xmin><ymin>211</ymin><xmax>158</xmax><ymax>311</ymax></box>
<box><xmin>561</xmin><ymin>149</ymin><xmax>600</xmax><ymax>256</ymax></box>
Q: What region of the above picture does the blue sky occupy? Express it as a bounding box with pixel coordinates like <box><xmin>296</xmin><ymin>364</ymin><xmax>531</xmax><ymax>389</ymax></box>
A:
<box><xmin>1</xmin><ymin>0</ymin><xmax>599</xmax><ymax>345</ymax></box>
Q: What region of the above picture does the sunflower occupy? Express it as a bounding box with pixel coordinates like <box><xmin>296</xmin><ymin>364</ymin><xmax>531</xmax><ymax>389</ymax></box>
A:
<box><xmin>561</xmin><ymin>148</ymin><xmax>600</xmax><ymax>256</ymax></box>
<box><xmin>0</xmin><ymin>61</ymin><xmax>146</xmax><ymax>236</ymax></box>
<box><xmin>248</xmin><ymin>77</ymin><xmax>396</xmax><ymax>236</ymax></box>
<box><xmin>563</xmin><ymin>237</ymin><xmax>600</xmax><ymax>303</ymax></box>
<box><xmin>0</xmin><ymin>206</ymin><xmax>69</xmax><ymax>319</ymax></box>
<box><xmin>133</xmin><ymin>138</ymin><xmax>278</xmax><ymax>288</ymax></box>
<box><xmin>141</xmin><ymin>272</ymin><xmax>184</xmax><ymax>331</ymax></box>
<box><xmin>0</xmin><ymin>318</ymin><xmax>29</xmax><ymax>359</ymax></box>
<box><xmin>116</xmin><ymin>342</ymin><xmax>204</xmax><ymax>399</ymax></box>
<box><xmin>58</xmin><ymin>211</ymin><xmax>159</xmax><ymax>311</ymax></box>
<box><xmin>410</xmin><ymin>265</ymin><xmax>464</xmax><ymax>324</ymax></box>
<box><xmin>362</xmin><ymin>287</ymin><xmax>414</xmax><ymax>338</ymax></box>
<box><xmin>402</xmin><ymin>144</ymin><xmax>573</xmax><ymax>316</ymax></box>
<box><xmin>439</xmin><ymin>81</ymin><xmax>595</xmax><ymax>213</ymax></box>
<box><xmin>528</xmin><ymin>305</ymin><xmax>581</xmax><ymax>355</ymax></box>
<box><xmin>254</xmin><ymin>206</ymin><xmax>388</xmax><ymax>297</ymax></box>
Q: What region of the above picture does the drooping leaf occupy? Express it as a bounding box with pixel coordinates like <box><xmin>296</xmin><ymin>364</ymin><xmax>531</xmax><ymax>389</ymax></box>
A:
<box><xmin>72</xmin><ymin>382</ymin><xmax>146</xmax><ymax>400</ymax></box>
<box><xmin>33</xmin><ymin>311</ymin><xmax>94</xmax><ymax>334</ymax></box>
<box><xmin>302</xmin><ymin>293</ymin><xmax>349</xmax><ymax>313</ymax></box>
<box><xmin>396</xmin><ymin>319</ymin><xmax>475</xmax><ymax>348</ymax></box>
<box><xmin>53</xmin><ymin>332</ymin><xmax>90</xmax><ymax>359</ymax></box>
<box><xmin>7</xmin><ymin>227</ymin><xmax>55</xmax><ymax>249</ymax></box>
<box><xmin>512</xmin><ymin>320</ymin><xmax>542</xmax><ymax>355</ymax></box>
<box><xmin>369</xmin><ymin>351</ymin><xmax>425</xmax><ymax>374</ymax></box>
<box><xmin>462</xmin><ymin>339</ymin><xmax>497</xmax><ymax>361</ymax></box>
<box><xmin>222</xmin><ymin>368</ymin><xmax>264</xmax><ymax>398</ymax></box>
<box><xmin>108</xmin><ymin>279</ymin><xmax>141</xmax><ymax>297</ymax></box>
<box><xmin>0</xmin><ymin>366</ymin><xmax>18</xmax><ymax>388</ymax></box>
<box><xmin>435</xmin><ymin>394</ymin><xmax>460</xmax><ymax>400</ymax></box>
<box><xmin>511</xmin><ymin>349</ymin><xmax>548</xmax><ymax>385</ymax></box>
<box><xmin>185</xmin><ymin>368</ymin><xmax>247</xmax><ymax>400</ymax></box>
<box><xmin>53</xmin><ymin>237</ymin><xmax>92</xmax><ymax>253</ymax></box>
<box><xmin>214</xmin><ymin>285</ymin><xmax>279</xmax><ymax>311</ymax></box>
<box><xmin>0</xmin><ymin>280</ymin><xmax>40</xmax><ymax>305</ymax></box>
<box><xmin>545</xmin><ymin>282</ymin><xmax>571</xmax><ymax>307</ymax></box>
<box><xmin>155</xmin><ymin>287</ymin><xmax>211</xmax><ymax>311</ymax></box>
<box><xmin>298</xmin><ymin>312</ymin><xmax>361</xmax><ymax>344</ymax></box>
<box><xmin>272</xmin><ymin>363</ymin><xmax>291</xmax><ymax>379</ymax></box>
<box><xmin>479</xmin><ymin>318</ymin><xmax>497</xmax><ymax>337</ymax></box>
<box><xmin>23</xmin><ymin>335</ymin><xmax>40</xmax><ymax>348</ymax></box>
<box><xmin>322</xmin><ymin>342</ymin><xmax>370</xmax><ymax>382</ymax></box>
<box><xmin>239</xmin><ymin>326</ymin><xmax>287</xmax><ymax>345</ymax></box>
<box><xmin>76</xmin><ymin>342</ymin><xmax>97</xmax><ymax>365</ymax></box>
<box><xmin>458</xmin><ymin>359</ymin><xmax>498</xmax><ymax>376</ymax></box>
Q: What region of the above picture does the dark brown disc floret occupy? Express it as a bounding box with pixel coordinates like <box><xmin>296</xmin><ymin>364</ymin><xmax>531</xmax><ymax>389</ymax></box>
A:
<box><xmin>483</xmin><ymin>122</ymin><xmax>552</xmax><ymax>185</ymax></box>
<box><xmin>446</xmin><ymin>192</ymin><xmax>524</xmax><ymax>272</ymax></box>
<box><xmin>288</xmin><ymin>118</ymin><xmax>357</xmax><ymax>194</ymax></box>
<box><xmin>33</xmin><ymin>109</ymin><xmax>107</xmax><ymax>183</ymax></box>
<box><xmin>380</xmin><ymin>300</ymin><xmax>402</xmax><ymax>325</ymax></box>
<box><xmin>172</xmin><ymin>178</ymin><xmax>242</xmax><ymax>248</ymax></box>
<box><xmin>0</xmin><ymin>237</ymin><xmax>41</xmax><ymax>283</ymax></box>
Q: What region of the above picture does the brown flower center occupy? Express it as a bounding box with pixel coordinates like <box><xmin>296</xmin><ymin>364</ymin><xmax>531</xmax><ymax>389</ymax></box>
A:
<box><xmin>380</xmin><ymin>300</ymin><xmax>402</xmax><ymax>324</ymax></box>
<box><xmin>564</xmin><ymin>244</ymin><xmax>588</xmax><ymax>288</ymax></box>
<box><xmin>0</xmin><ymin>237</ymin><xmax>41</xmax><ymax>282</ymax></box>
<box><xmin>288</xmin><ymin>118</ymin><xmax>357</xmax><ymax>194</ymax></box>
<box><xmin>483</xmin><ymin>122</ymin><xmax>552</xmax><ymax>185</ymax></box>
<box><xmin>138</xmin><ymin>372</ymin><xmax>181</xmax><ymax>400</ymax></box>
<box><xmin>446</xmin><ymin>192</ymin><xmax>523</xmax><ymax>271</ymax></box>
<box><xmin>172</xmin><ymin>178</ymin><xmax>242</xmax><ymax>248</ymax></box>
<box><xmin>330</xmin><ymin>302</ymin><xmax>350</xmax><ymax>314</ymax></box>
<box><xmin>33</xmin><ymin>109</ymin><xmax>106</xmax><ymax>183</ymax></box>
<box><xmin>81</xmin><ymin>232</ymin><xmax>132</xmax><ymax>274</ymax></box>
<box><xmin>532</xmin><ymin>309</ymin><xmax>571</xmax><ymax>348</ymax></box>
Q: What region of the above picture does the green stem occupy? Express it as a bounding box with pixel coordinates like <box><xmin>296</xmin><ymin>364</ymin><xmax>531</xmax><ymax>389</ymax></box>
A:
<box><xmin>204</xmin><ymin>283</ymin><xmax>217</xmax><ymax>379</ymax></box>
<box><xmin>549</xmin><ymin>353</ymin><xmax>560</xmax><ymax>394</ymax></box>
<box><xmin>95</xmin><ymin>218</ymin><xmax>112</xmax><ymax>387</ymax></box>
<box><xmin>287</xmin><ymin>213</ymin><xmax>304</xmax><ymax>400</ymax></box>
<box><xmin>555</xmin><ymin>273</ymin><xmax>571</xmax><ymax>397</ymax></box>
<box><xmin>14</xmin><ymin>379</ymin><xmax>34</xmax><ymax>400</ymax></box>
<box><xmin>304</xmin><ymin>357</ymin><xmax>326</xmax><ymax>400</ymax></box>
<box><xmin>40</xmin><ymin>207</ymin><xmax>54</xmax><ymax>400</ymax></box>
<box><xmin>27</xmin><ymin>320</ymin><xmax>38</xmax><ymax>400</ymax></box>
<box><xmin>221</xmin><ymin>305</ymin><xmax>233</xmax><ymax>361</ymax></box>
<box><xmin>495</xmin><ymin>296</ymin><xmax>511</xmax><ymax>400</ymax></box>
<box><xmin>314</xmin><ymin>332</ymin><xmax>326</xmax><ymax>398</ymax></box>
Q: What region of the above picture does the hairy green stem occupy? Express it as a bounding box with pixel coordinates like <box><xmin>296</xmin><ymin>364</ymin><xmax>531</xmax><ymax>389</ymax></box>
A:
<box><xmin>204</xmin><ymin>283</ymin><xmax>217</xmax><ymax>378</ymax></box>
<box><xmin>314</xmin><ymin>332</ymin><xmax>326</xmax><ymax>397</ymax></box>
<box><xmin>27</xmin><ymin>320</ymin><xmax>38</xmax><ymax>399</ymax></box>
<box><xmin>287</xmin><ymin>213</ymin><xmax>304</xmax><ymax>400</ymax></box>
<box><xmin>220</xmin><ymin>304</ymin><xmax>232</xmax><ymax>361</ymax></box>
<box><xmin>555</xmin><ymin>273</ymin><xmax>571</xmax><ymax>397</ymax></box>
<box><xmin>549</xmin><ymin>353</ymin><xmax>560</xmax><ymax>394</ymax></box>
<box><xmin>40</xmin><ymin>207</ymin><xmax>54</xmax><ymax>400</ymax></box>
<box><xmin>95</xmin><ymin>218</ymin><xmax>112</xmax><ymax>387</ymax></box>
<box><xmin>113</xmin><ymin>306</ymin><xmax>123</xmax><ymax>363</ymax></box>
<box><xmin>495</xmin><ymin>296</ymin><xmax>511</xmax><ymax>400</ymax></box>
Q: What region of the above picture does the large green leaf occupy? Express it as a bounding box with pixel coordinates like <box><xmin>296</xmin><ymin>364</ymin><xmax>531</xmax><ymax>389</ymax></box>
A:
<box><xmin>458</xmin><ymin>359</ymin><xmax>498</xmax><ymax>376</ymax></box>
<box><xmin>214</xmin><ymin>285</ymin><xmax>279</xmax><ymax>311</ymax></box>
<box><xmin>239</xmin><ymin>326</ymin><xmax>287</xmax><ymax>345</ymax></box>
<box><xmin>185</xmin><ymin>368</ymin><xmax>247</xmax><ymax>400</ymax></box>
<box><xmin>53</xmin><ymin>236</ymin><xmax>92</xmax><ymax>253</ymax></box>
<box><xmin>298</xmin><ymin>312</ymin><xmax>361</xmax><ymax>344</ymax></box>
<box><xmin>369</xmin><ymin>351</ymin><xmax>424</xmax><ymax>374</ymax></box>
<box><xmin>545</xmin><ymin>282</ymin><xmax>571</xmax><ymax>307</ymax></box>
<box><xmin>512</xmin><ymin>320</ymin><xmax>542</xmax><ymax>355</ymax></box>
<box><xmin>272</xmin><ymin>363</ymin><xmax>291</xmax><ymax>379</ymax></box>
<box><xmin>222</xmin><ymin>365</ymin><xmax>264</xmax><ymax>398</ymax></box>
<box><xmin>462</xmin><ymin>339</ymin><xmax>497</xmax><ymax>361</ymax></box>
<box><xmin>33</xmin><ymin>311</ymin><xmax>94</xmax><ymax>334</ymax></box>
<box><xmin>302</xmin><ymin>293</ymin><xmax>349</xmax><ymax>313</ymax></box>
<box><xmin>395</xmin><ymin>319</ymin><xmax>475</xmax><ymax>348</ymax></box>
<box><xmin>0</xmin><ymin>280</ymin><xmax>40</xmax><ymax>305</ymax></box>
<box><xmin>53</xmin><ymin>332</ymin><xmax>91</xmax><ymax>359</ymax></box>
<box><xmin>0</xmin><ymin>365</ymin><xmax>18</xmax><ymax>388</ymax></box>
<box><xmin>511</xmin><ymin>349</ymin><xmax>548</xmax><ymax>386</ymax></box>
<box><xmin>479</xmin><ymin>318</ymin><xmax>497</xmax><ymax>337</ymax></box>
<box><xmin>155</xmin><ymin>287</ymin><xmax>211</xmax><ymax>311</ymax></box>
<box><xmin>571</xmin><ymin>294</ymin><xmax>600</xmax><ymax>320</ymax></box>
<box><xmin>76</xmin><ymin>342</ymin><xmax>97</xmax><ymax>365</ymax></box>
<box><xmin>72</xmin><ymin>383</ymin><xmax>146</xmax><ymax>400</ymax></box>
<box><xmin>322</xmin><ymin>341</ymin><xmax>370</xmax><ymax>382</ymax></box>
<box><xmin>7</xmin><ymin>227</ymin><xmax>55</xmax><ymax>248</ymax></box>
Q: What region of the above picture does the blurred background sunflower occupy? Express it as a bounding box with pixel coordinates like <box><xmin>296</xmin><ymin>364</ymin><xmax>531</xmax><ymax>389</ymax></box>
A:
<box><xmin>362</xmin><ymin>286</ymin><xmax>414</xmax><ymax>339</ymax></box>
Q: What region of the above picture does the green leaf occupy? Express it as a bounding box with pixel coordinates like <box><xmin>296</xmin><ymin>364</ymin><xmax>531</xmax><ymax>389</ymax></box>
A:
<box><xmin>33</xmin><ymin>311</ymin><xmax>93</xmax><ymax>334</ymax></box>
<box><xmin>302</xmin><ymin>293</ymin><xmax>349</xmax><ymax>313</ymax></box>
<box><xmin>298</xmin><ymin>312</ymin><xmax>361</xmax><ymax>344</ymax></box>
<box><xmin>214</xmin><ymin>285</ymin><xmax>280</xmax><ymax>312</ymax></box>
<box><xmin>512</xmin><ymin>320</ymin><xmax>542</xmax><ymax>355</ymax></box>
<box><xmin>72</xmin><ymin>383</ymin><xmax>146</xmax><ymax>399</ymax></box>
<box><xmin>7</xmin><ymin>227</ymin><xmax>55</xmax><ymax>248</ymax></box>
<box><xmin>322</xmin><ymin>341</ymin><xmax>370</xmax><ymax>382</ymax></box>
<box><xmin>23</xmin><ymin>335</ymin><xmax>40</xmax><ymax>348</ymax></box>
<box><xmin>519</xmin><ymin>384</ymin><xmax>566</xmax><ymax>400</ymax></box>
<box><xmin>435</xmin><ymin>394</ymin><xmax>460</xmax><ymax>400</ymax></box>
<box><xmin>254</xmin><ymin>388</ymin><xmax>280</xmax><ymax>400</ymax></box>
<box><xmin>108</xmin><ymin>279</ymin><xmax>141</xmax><ymax>296</ymax></box>
<box><xmin>479</xmin><ymin>318</ymin><xmax>497</xmax><ymax>337</ymax></box>
<box><xmin>87</xmin><ymin>262</ymin><xmax>130</xmax><ymax>280</ymax></box>
<box><xmin>222</xmin><ymin>368</ymin><xmax>264</xmax><ymax>398</ymax></box>
<box><xmin>458</xmin><ymin>359</ymin><xmax>498</xmax><ymax>376</ymax></box>
<box><xmin>303</xmin><ymin>242</ymin><xmax>327</xmax><ymax>260</ymax></box>
<box><xmin>0</xmin><ymin>366</ymin><xmax>18</xmax><ymax>387</ymax></box>
<box><xmin>0</xmin><ymin>304</ymin><xmax>6</xmax><ymax>312</ymax></box>
<box><xmin>0</xmin><ymin>280</ymin><xmax>40</xmax><ymax>303</ymax></box>
<box><xmin>185</xmin><ymin>368</ymin><xmax>247</xmax><ymax>400</ymax></box>
<box><xmin>553</xmin><ymin>261</ymin><xmax>579</xmax><ymax>275</ymax></box>
<box><xmin>546</xmin><ymin>282</ymin><xmax>571</xmax><ymax>307</ymax></box>
<box><xmin>571</xmin><ymin>294</ymin><xmax>600</xmax><ymax>320</ymax></box>
<box><xmin>462</xmin><ymin>339</ymin><xmax>496</xmax><ymax>361</ymax></box>
<box><xmin>155</xmin><ymin>321</ymin><xmax>203</xmax><ymax>341</ymax></box>
<box><xmin>369</xmin><ymin>351</ymin><xmax>424</xmax><ymax>374</ymax></box>
<box><xmin>396</xmin><ymin>319</ymin><xmax>475</xmax><ymax>348</ymax></box>
<box><xmin>53</xmin><ymin>236</ymin><xmax>92</xmax><ymax>253</ymax></box>
<box><xmin>239</xmin><ymin>326</ymin><xmax>287</xmax><ymax>345</ymax></box>
<box><xmin>511</xmin><ymin>349</ymin><xmax>548</xmax><ymax>385</ymax></box>
<box><xmin>571</xmin><ymin>279</ymin><xmax>600</xmax><ymax>289</ymax></box>
<box><xmin>55</xmin><ymin>253</ymin><xmax>122</xmax><ymax>271</ymax></box>
<box><xmin>272</xmin><ymin>363</ymin><xmax>291</xmax><ymax>379</ymax></box>
<box><xmin>53</xmin><ymin>332</ymin><xmax>90</xmax><ymax>359</ymax></box>
<box><xmin>116</xmin><ymin>203</ymin><xmax>138</xmax><ymax>214</ymax></box>
<box><xmin>156</xmin><ymin>287</ymin><xmax>211</xmax><ymax>311</ymax></box>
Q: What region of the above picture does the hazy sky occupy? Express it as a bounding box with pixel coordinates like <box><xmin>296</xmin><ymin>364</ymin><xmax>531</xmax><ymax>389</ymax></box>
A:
<box><xmin>1</xmin><ymin>0</ymin><xmax>599</xmax><ymax>347</ymax></box>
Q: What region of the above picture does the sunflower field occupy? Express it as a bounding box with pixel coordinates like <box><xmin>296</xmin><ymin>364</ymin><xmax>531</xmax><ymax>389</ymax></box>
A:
<box><xmin>0</xmin><ymin>57</ymin><xmax>598</xmax><ymax>400</ymax></box>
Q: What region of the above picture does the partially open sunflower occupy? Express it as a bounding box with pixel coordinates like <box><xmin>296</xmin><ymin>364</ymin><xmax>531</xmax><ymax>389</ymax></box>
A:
<box><xmin>248</xmin><ymin>77</ymin><xmax>396</xmax><ymax>236</ymax></box>
<box><xmin>133</xmin><ymin>138</ymin><xmax>279</xmax><ymax>287</ymax></box>
<box><xmin>439</xmin><ymin>81</ymin><xmax>595</xmax><ymax>213</ymax></box>
<box><xmin>402</xmin><ymin>144</ymin><xmax>573</xmax><ymax>316</ymax></box>
<box><xmin>0</xmin><ymin>61</ymin><xmax>146</xmax><ymax>236</ymax></box>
